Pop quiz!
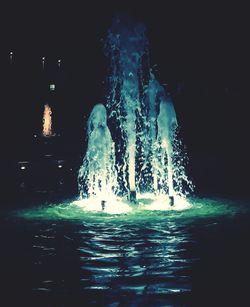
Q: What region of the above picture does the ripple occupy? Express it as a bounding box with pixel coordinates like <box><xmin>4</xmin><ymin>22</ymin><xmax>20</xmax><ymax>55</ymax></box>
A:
<box><xmin>9</xmin><ymin>196</ymin><xmax>249</xmax><ymax>302</ymax></box>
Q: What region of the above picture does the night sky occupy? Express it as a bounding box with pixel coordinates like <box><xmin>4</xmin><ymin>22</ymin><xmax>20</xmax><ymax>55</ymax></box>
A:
<box><xmin>0</xmin><ymin>1</ymin><xmax>249</xmax><ymax>197</ymax></box>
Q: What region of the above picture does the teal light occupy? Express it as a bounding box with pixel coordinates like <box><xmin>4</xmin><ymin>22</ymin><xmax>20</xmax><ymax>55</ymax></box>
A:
<box><xmin>14</xmin><ymin>197</ymin><xmax>246</xmax><ymax>224</ymax></box>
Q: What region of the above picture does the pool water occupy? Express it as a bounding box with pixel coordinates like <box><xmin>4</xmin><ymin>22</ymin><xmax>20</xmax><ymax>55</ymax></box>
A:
<box><xmin>1</xmin><ymin>197</ymin><xmax>250</xmax><ymax>306</ymax></box>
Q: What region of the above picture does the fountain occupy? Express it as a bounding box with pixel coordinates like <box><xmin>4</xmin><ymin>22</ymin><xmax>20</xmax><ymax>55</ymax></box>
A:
<box><xmin>78</xmin><ymin>17</ymin><xmax>193</xmax><ymax>211</ymax></box>
<box><xmin>78</xmin><ymin>104</ymin><xmax>117</xmax><ymax>203</ymax></box>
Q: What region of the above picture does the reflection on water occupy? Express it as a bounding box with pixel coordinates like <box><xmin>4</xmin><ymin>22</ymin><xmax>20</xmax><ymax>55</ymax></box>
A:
<box><xmin>32</xmin><ymin>220</ymin><xmax>194</xmax><ymax>295</ymax></box>
<box><xmin>2</xmin><ymin>197</ymin><xmax>250</xmax><ymax>305</ymax></box>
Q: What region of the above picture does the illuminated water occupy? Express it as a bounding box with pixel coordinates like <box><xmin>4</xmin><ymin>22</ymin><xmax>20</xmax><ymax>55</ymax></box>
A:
<box><xmin>78</xmin><ymin>104</ymin><xmax>118</xmax><ymax>199</ymax></box>
<box><xmin>2</xmin><ymin>197</ymin><xmax>250</xmax><ymax>305</ymax></box>
<box><xmin>14</xmin><ymin>197</ymin><xmax>245</xmax><ymax>221</ymax></box>
<box><xmin>78</xmin><ymin>17</ymin><xmax>193</xmax><ymax>204</ymax></box>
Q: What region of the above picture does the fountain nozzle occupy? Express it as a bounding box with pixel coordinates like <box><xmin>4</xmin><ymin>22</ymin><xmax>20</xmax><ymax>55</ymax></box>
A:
<box><xmin>101</xmin><ymin>200</ymin><xmax>106</xmax><ymax>211</ymax></box>
<box><xmin>128</xmin><ymin>190</ymin><xmax>137</xmax><ymax>204</ymax></box>
<box><xmin>169</xmin><ymin>196</ymin><xmax>174</xmax><ymax>206</ymax></box>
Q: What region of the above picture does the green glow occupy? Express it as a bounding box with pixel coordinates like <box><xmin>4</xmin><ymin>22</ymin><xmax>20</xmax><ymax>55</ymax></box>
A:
<box><xmin>13</xmin><ymin>197</ymin><xmax>247</xmax><ymax>225</ymax></box>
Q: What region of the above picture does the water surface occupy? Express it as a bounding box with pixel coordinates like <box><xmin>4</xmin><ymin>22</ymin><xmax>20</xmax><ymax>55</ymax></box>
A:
<box><xmin>1</xmin><ymin>197</ymin><xmax>250</xmax><ymax>306</ymax></box>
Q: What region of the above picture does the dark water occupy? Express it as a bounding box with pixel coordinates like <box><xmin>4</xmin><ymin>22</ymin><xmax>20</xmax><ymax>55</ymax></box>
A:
<box><xmin>1</xmin><ymin>197</ymin><xmax>250</xmax><ymax>306</ymax></box>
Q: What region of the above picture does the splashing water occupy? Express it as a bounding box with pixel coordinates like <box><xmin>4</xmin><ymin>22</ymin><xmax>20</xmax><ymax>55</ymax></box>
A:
<box><xmin>78</xmin><ymin>104</ymin><xmax>118</xmax><ymax>200</ymax></box>
<box><xmin>78</xmin><ymin>17</ymin><xmax>193</xmax><ymax>211</ymax></box>
<box><xmin>105</xmin><ymin>17</ymin><xmax>147</xmax><ymax>195</ymax></box>
<box><xmin>42</xmin><ymin>104</ymin><xmax>53</xmax><ymax>137</ymax></box>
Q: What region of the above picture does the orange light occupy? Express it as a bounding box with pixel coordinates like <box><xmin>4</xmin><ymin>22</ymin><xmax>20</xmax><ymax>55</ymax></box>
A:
<box><xmin>42</xmin><ymin>104</ymin><xmax>53</xmax><ymax>137</ymax></box>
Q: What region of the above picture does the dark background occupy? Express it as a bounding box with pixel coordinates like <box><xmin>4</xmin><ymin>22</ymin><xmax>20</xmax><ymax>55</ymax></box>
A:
<box><xmin>0</xmin><ymin>0</ymin><xmax>249</xmax><ymax>199</ymax></box>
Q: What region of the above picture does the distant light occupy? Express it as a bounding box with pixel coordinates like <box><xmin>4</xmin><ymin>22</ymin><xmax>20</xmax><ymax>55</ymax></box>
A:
<box><xmin>42</xmin><ymin>57</ymin><xmax>45</xmax><ymax>70</ymax></box>
<box><xmin>50</xmin><ymin>84</ymin><xmax>55</xmax><ymax>91</ymax></box>
<box><xmin>58</xmin><ymin>164</ymin><xmax>63</xmax><ymax>168</ymax></box>
<box><xmin>20</xmin><ymin>166</ymin><xmax>26</xmax><ymax>170</ymax></box>
<box><xmin>10</xmin><ymin>51</ymin><xmax>13</xmax><ymax>64</ymax></box>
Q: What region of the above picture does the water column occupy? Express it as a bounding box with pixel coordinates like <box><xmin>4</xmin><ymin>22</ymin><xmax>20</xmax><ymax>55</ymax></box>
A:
<box><xmin>147</xmin><ymin>72</ymin><xmax>160</xmax><ymax>193</ymax></box>
<box><xmin>157</xmin><ymin>91</ymin><xmax>177</xmax><ymax>201</ymax></box>
<box><xmin>78</xmin><ymin>104</ymin><xmax>117</xmax><ymax>201</ymax></box>
<box><xmin>105</xmin><ymin>17</ymin><xmax>147</xmax><ymax>201</ymax></box>
<box><xmin>123</xmin><ymin>69</ymin><xmax>138</xmax><ymax>201</ymax></box>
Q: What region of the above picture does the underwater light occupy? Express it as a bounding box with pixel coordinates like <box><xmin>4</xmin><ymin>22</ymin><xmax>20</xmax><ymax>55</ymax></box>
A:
<box><xmin>73</xmin><ymin>192</ymin><xmax>191</xmax><ymax>215</ymax></box>
<box><xmin>74</xmin><ymin>195</ymin><xmax>133</xmax><ymax>215</ymax></box>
